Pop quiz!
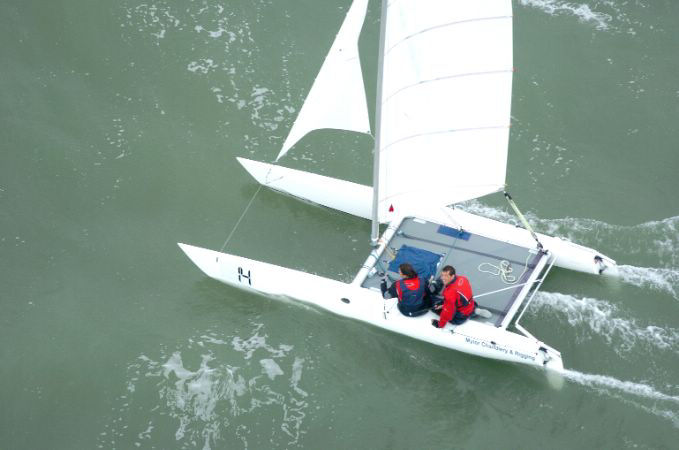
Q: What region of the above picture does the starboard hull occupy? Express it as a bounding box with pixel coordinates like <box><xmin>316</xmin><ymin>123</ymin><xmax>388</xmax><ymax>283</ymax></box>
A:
<box><xmin>236</xmin><ymin>157</ymin><xmax>618</xmax><ymax>278</ymax></box>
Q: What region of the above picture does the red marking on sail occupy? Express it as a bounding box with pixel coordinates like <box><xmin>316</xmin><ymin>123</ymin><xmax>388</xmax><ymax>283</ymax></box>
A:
<box><xmin>389</xmin><ymin>204</ymin><xmax>394</xmax><ymax>212</ymax></box>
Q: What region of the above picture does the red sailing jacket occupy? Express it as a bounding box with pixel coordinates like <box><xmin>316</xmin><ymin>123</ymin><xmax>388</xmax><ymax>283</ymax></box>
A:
<box><xmin>438</xmin><ymin>275</ymin><xmax>475</xmax><ymax>328</ymax></box>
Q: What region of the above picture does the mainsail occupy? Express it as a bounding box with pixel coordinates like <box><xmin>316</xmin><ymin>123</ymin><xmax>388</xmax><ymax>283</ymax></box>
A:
<box><xmin>276</xmin><ymin>0</ymin><xmax>371</xmax><ymax>161</ymax></box>
<box><xmin>376</xmin><ymin>0</ymin><xmax>513</xmax><ymax>221</ymax></box>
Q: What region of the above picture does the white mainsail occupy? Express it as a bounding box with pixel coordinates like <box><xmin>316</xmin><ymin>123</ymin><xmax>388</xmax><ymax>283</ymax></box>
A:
<box><xmin>276</xmin><ymin>0</ymin><xmax>371</xmax><ymax>161</ymax></box>
<box><xmin>376</xmin><ymin>0</ymin><xmax>513</xmax><ymax>221</ymax></box>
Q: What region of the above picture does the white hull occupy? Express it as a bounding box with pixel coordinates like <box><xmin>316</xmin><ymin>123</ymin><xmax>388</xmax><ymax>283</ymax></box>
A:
<box><xmin>236</xmin><ymin>157</ymin><xmax>372</xmax><ymax>219</ymax></box>
<box><xmin>237</xmin><ymin>157</ymin><xmax>618</xmax><ymax>277</ymax></box>
<box><xmin>178</xmin><ymin>242</ymin><xmax>564</xmax><ymax>372</ymax></box>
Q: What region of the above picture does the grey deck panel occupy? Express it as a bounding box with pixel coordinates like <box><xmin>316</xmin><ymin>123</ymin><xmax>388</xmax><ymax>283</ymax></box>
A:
<box><xmin>362</xmin><ymin>217</ymin><xmax>543</xmax><ymax>327</ymax></box>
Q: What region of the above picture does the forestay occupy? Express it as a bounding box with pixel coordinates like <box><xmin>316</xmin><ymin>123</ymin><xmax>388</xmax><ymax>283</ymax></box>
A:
<box><xmin>376</xmin><ymin>0</ymin><xmax>513</xmax><ymax>221</ymax></box>
<box><xmin>276</xmin><ymin>0</ymin><xmax>371</xmax><ymax>161</ymax></box>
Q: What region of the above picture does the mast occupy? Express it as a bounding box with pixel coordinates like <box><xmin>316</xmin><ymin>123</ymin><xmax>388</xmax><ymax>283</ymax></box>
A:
<box><xmin>370</xmin><ymin>0</ymin><xmax>388</xmax><ymax>246</ymax></box>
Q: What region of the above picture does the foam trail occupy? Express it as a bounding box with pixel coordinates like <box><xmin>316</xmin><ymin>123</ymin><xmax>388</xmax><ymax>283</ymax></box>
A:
<box><xmin>531</xmin><ymin>292</ymin><xmax>679</xmax><ymax>354</ymax></box>
<box><xmin>562</xmin><ymin>369</ymin><xmax>679</xmax><ymax>404</ymax></box>
<box><xmin>519</xmin><ymin>0</ymin><xmax>612</xmax><ymax>30</ymax></box>
<box><xmin>562</xmin><ymin>369</ymin><xmax>679</xmax><ymax>428</ymax></box>
<box><xmin>619</xmin><ymin>265</ymin><xmax>679</xmax><ymax>301</ymax></box>
<box><xmin>102</xmin><ymin>325</ymin><xmax>310</xmax><ymax>449</ymax></box>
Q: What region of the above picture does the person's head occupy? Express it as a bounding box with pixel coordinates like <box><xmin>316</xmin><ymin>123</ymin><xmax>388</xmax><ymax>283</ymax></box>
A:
<box><xmin>440</xmin><ymin>265</ymin><xmax>456</xmax><ymax>285</ymax></box>
<box><xmin>398</xmin><ymin>263</ymin><xmax>418</xmax><ymax>279</ymax></box>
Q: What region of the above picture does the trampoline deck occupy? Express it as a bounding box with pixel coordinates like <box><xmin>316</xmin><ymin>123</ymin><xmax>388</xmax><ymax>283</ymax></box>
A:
<box><xmin>361</xmin><ymin>217</ymin><xmax>553</xmax><ymax>327</ymax></box>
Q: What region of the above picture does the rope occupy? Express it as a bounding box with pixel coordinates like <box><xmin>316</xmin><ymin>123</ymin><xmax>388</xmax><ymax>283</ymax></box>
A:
<box><xmin>478</xmin><ymin>253</ymin><xmax>532</xmax><ymax>285</ymax></box>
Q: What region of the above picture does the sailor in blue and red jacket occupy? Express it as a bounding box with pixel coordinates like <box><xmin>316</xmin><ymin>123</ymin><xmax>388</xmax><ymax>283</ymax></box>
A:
<box><xmin>431</xmin><ymin>265</ymin><xmax>475</xmax><ymax>328</ymax></box>
<box><xmin>380</xmin><ymin>263</ymin><xmax>429</xmax><ymax>317</ymax></box>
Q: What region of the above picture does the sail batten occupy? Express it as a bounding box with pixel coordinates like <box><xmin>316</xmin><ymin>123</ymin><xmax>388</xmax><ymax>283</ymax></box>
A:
<box><xmin>382</xmin><ymin>69</ymin><xmax>513</xmax><ymax>104</ymax></box>
<box><xmin>385</xmin><ymin>15</ymin><xmax>512</xmax><ymax>54</ymax></box>
<box><xmin>380</xmin><ymin>125</ymin><xmax>511</xmax><ymax>153</ymax></box>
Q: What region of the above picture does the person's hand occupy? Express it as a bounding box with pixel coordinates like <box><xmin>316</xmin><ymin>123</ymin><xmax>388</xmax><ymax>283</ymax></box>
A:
<box><xmin>428</xmin><ymin>279</ymin><xmax>442</xmax><ymax>294</ymax></box>
<box><xmin>431</xmin><ymin>319</ymin><xmax>440</xmax><ymax>328</ymax></box>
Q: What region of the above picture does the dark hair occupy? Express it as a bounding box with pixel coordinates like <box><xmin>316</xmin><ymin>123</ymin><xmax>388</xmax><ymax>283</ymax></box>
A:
<box><xmin>441</xmin><ymin>265</ymin><xmax>456</xmax><ymax>276</ymax></box>
<box><xmin>399</xmin><ymin>263</ymin><xmax>418</xmax><ymax>279</ymax></box>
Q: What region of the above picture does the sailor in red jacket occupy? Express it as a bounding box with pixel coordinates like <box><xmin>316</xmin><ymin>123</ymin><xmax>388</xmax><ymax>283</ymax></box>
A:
<box><xmin>432</xmin><ymin>265</ymin><xmax>475</xmax><ymax>328</ymax></box>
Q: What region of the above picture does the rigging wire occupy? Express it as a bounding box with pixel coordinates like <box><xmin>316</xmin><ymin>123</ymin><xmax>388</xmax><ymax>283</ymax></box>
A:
<box><xmin>219</xmin><ymin>184</ymin><xmax>263</xmax><ymax>252</ymax></box>
<box><xmin>219</xmin><ymin>164</ymin><xmax>275</xmax><ymax>253</ymax></box>
<box><xmin>439</xmin><ymin>204</ymin><xmax>464</xmax><ymax>232</ymax></box>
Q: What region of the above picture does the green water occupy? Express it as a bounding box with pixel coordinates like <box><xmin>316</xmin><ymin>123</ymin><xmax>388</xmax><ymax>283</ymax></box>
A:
<box><xmin>1</xmin><ymin>0</ymin><xmax>678</xmax><ymax>448</ymax></box>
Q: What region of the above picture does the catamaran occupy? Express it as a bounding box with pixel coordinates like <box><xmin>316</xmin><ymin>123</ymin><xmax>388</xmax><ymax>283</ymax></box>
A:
<box><xmin>179</xmin><ymin>0</ymin><xmax>618</xmax><ymax>374</ymax></box>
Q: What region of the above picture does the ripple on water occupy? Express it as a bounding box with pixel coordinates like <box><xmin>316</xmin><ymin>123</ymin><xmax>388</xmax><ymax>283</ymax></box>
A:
<box><xmin>518</xmin><ymin>0</ymin><xmax>652</xmax><ymax>35</ymax></box>
<box><xmin>99</xmin><ymin>323</ymin><xmax>312</xmax><ymax>449</ymax></box>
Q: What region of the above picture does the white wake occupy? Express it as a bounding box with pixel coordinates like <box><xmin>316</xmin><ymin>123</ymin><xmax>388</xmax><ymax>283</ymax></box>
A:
<box><xmin>518</xmin><ymin>0</ymin><xmax>652</xmax><ymax>35</ymax></box>
<box><xmin>561</xmin><ymin>368</ymin><xmax>679</xmax><ymax>428</ymax></box>
<box><xmin>519</xmin><ymin>0</ymin><xmax>612</xmax><ymax>30</ymax></box>
<box><xmin>619</xmin><ymin>265</ymin><xmax>679</xmax><ymax>301</ymax></box>
<box><xmin>531</xmin><ymin>291</ymin><xmax>679</xmax><ymax>354</ymax></box>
